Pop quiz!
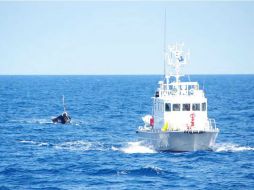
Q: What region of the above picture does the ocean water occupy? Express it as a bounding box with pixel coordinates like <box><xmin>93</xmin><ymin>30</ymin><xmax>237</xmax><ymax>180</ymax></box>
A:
<box><xmin>0</xmin><ymin>75</ymin><xmax>253</xmax><ymax>190</ymax></box>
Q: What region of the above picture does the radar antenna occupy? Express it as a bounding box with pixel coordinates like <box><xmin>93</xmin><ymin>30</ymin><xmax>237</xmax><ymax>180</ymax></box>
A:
<box><xmin>165</xmin><ymin>42</ymin><xmax>190</xmax><ymax>83</ymax></box>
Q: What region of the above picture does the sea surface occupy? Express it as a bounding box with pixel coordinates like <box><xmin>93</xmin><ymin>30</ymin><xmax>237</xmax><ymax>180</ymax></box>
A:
<box><xmin>0</xmin><ymin>75</ymin><xmax>253</xmax><ymax>190</ymax></box>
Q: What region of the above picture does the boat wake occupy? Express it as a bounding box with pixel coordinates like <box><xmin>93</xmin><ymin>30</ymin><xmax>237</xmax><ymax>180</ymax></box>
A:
<box><xmin>20</xmin><ymin>140</ymin><xmax>253</xmax><ymax>153</ymax></box>
<box><xmin>19</xmin><ymin>140</ymin><xmax>50</xmax><ymax>147</ymax></box>
<box><xmin>54</xmin><ymin>140</ymin><xmax>107</xmax><ymax>151</ymax></box>
<box><xmin>212</xmin><ymin>143</ymin><xmax>254</xmax><ymax>152</ymax></box>
<box><xmin>11</xmin><ymin>118</ymin><xmax>83</xmax><ymax>126</ymax></box>
<box><xmin>19</xmin><ymin>139</ymin><xmax>110</xmax><ymax>152</ymax></box>
<box><xmin>20</xmin><ymin>139</ymin><xmax>156</xmax><ymax>153</ymax></box>
<box><xmin>112</xmin><ymin>141</ymin><xmax>156</xmax><ymax>154</ymax></box>
<box><xmin>11</xmin><ymin>119</ymin><xmax>53</xmax><ymax>125</ymax></box>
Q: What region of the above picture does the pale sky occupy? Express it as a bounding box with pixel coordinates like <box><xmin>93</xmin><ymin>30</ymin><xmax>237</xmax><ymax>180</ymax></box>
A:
<box><xmin>0</xmin><ymin>1</ymin><xmax>253</xmax><ymax>75</ymax></box>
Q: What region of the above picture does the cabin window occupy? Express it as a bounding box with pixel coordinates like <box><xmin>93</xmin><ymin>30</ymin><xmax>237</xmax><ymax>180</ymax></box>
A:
<box><xmin>202</xmin><ymin>102</ymin><xmax>206</xmax><ymax>111</ymax></box>
<box><xmin>165</xmin><ymin>103</ymin><xmax>171</xmax><ymax>112</ymax></box>
<box><xmin>192</xmin><ymin>103</ymin><xmax>200</xmax><ymax>111</ymax></box>
<box><xmin>173</xmin><ymin>104</ymin><xmax>180</xmax><ymax>111</ymax></box>
<box><xmin>182</xmin><ymin>104</ymin><xmax>190</xmax><ymax>111</ymax></box>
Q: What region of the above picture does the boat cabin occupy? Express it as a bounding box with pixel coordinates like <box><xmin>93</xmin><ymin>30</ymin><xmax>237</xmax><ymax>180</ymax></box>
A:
<box><xmin>152</xmin><ymin>81</ymin><xmax>210</xmax><ymax>131</ymax></box>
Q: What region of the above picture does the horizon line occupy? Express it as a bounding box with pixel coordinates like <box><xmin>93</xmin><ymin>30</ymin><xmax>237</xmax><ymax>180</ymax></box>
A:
<box><xmin>0</xmin><ymin>73</ymin><xmax>253</xmax><ymax>76</ymax></box>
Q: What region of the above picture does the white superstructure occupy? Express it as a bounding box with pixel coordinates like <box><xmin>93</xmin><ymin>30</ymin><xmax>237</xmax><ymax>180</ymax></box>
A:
<box><xmin>137</xmin><ymin>43</ymin><xmax>219</xmax><ymax>151</ymax></box>
<box><xmin>152</xmin><ymin>43</ymin><xmax>216</xmax><ymax>132</ymax></box>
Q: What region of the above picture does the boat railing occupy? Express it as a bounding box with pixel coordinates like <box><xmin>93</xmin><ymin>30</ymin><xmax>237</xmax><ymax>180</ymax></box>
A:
<box><xmin>158</xmin><ymin>88</ymin><xmax>204</xmax><ymax>97</ymax></box>
<box><xmin>157</xmin><ymin>82</ymin><xmax>204</xmax><ymax>97</ymax></box>
<box><xmin>138</xmin><ymin>119</ymin><xmax>218</xmax><ymax>133</ymax></box>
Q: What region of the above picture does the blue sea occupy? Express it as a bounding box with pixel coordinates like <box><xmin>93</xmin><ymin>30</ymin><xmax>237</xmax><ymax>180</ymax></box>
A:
<box><xmin>0</xmin><ymin>75</ymin><xmax>253</xmax><ymax>189</ymax></box>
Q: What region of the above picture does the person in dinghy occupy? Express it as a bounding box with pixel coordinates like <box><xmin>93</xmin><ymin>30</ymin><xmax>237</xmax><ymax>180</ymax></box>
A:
<box><xmin>52</xmin><ymin>96</ymin><xmax>71</xmax><ymax>124</ymax></box>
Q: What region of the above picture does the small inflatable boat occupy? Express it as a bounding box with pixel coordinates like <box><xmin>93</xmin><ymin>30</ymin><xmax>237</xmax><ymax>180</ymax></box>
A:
<box><xmin>52</xmin><ymin>111</ymin><xmax>71</xmax><ymax>124</ymax></box>
<box><xmin>52</xmin><ymin>95</ymin><xmax>71</xmax><ymax>124</ymax></box>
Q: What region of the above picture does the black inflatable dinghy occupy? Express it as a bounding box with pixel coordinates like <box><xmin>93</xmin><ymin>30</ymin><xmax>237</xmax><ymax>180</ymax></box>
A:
<box><xmin>52</xmin><ymin>112</ymin><xmax>71</xmax><ymax>124</ymax></box>
<box><xmin>52</xmin><ymin>95</ymin><xmax>71</xmax><ymax>124</ymax></box>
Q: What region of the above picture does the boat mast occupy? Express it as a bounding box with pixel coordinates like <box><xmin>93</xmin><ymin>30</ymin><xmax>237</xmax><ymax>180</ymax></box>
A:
<box><xmin>163</xmin><ymin>9</ymin><xmax>167</xmax><ymax>80</ymax></box>
<box><xmin>62</xmin><ymin>95</ymin><xmax>66</xmax><ymax>112</ymax></box>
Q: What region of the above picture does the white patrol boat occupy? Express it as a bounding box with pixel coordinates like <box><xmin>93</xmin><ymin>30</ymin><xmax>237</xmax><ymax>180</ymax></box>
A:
<box><xmin>136</xmin><ymin>43</ymin><xmax>219</xmax><ymax>152</ymax></box>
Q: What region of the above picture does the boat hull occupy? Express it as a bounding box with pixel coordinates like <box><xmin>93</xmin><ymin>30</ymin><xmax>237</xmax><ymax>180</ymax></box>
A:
<box><xmin>136</xmin><ymin>130</ymin><xmax>219</xmax><ymax>152</ymax></box>
<box><xmin>52</xmin><ymin>114</ymin><xmax>71</xmax><ymax>124</ymax></box>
